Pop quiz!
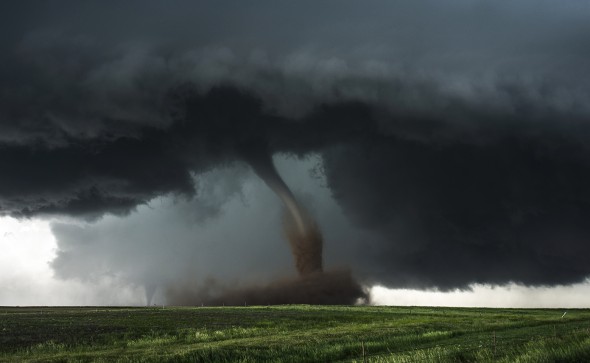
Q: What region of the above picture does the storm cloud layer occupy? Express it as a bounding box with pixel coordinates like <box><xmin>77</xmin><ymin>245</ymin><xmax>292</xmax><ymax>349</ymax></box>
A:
<box><xmin>2</xmin><ymin>1</ymin><xmax>590</xmax><ymax>292</ymax></box>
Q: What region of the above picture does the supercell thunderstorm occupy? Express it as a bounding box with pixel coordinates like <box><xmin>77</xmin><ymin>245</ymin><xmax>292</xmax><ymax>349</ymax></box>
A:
<box><xmin>2</xmin><ymin>1</ymin><xmax>590</xmax><ymax>304</ymax></box>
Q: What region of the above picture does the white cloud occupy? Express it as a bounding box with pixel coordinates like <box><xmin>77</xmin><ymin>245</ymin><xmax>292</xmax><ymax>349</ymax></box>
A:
<box><xmin>0</xmin><ymin>216</ymin><xmax>143</xmax><ymax>306</ymax></box>
<box><xmin>370</xmin><ymin>281</ymin><xmax>590</xmax><ymax>308</ymax></box>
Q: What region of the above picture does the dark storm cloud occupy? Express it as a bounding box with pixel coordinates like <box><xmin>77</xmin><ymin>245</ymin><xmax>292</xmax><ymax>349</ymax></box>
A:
<box><xmin>322</xmin><ymin>137</ymin><xmax>590</xmax><ymax>289</ymax></box>
<box><xmin>2</xmin><ymin>0</ymin><xmax>590</xmax><ymax>290</ymax></box>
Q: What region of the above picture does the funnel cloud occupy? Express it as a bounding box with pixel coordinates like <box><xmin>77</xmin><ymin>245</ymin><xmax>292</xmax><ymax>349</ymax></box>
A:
<box><xmin>2</xmin><ymin>1</ymin><xmax>590</xmax><ymax>302</ymax></box>
<box><xmin>246</xmin><ymin>148</ymin><xmax>323</xmax><ymax>276</ymax></box>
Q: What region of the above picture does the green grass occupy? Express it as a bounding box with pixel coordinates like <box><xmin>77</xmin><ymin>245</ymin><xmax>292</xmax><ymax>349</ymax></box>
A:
<box><xmin>1</xmin><ymin>305</ymin><xmax>589</xmax><ymax>362</ymax></box>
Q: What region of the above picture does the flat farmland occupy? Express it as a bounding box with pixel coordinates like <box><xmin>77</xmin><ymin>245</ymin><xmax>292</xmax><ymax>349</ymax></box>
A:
<box><xmin>1</xmin><ymin>305</ymin><xmax>590</xmax><ymax>362</ymax></box>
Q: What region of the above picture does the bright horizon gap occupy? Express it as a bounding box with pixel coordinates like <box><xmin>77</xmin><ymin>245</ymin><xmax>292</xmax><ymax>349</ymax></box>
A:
<box><xmin>1</xmin><ymin>215</ymin><xmax>590</xmax><ymax>308</ymax></box>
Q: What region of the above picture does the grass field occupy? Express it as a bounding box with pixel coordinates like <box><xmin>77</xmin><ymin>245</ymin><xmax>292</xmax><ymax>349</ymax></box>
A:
<box><xmin>1</xmin><ymin>305</ymin><xmax>590</xmax><ymax>362</ymax></box>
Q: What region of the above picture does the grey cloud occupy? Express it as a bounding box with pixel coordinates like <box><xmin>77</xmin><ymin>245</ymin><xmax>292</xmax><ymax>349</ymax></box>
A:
<box><xmin>2</xmin><ymin>0</ymin><xmax>590</xmax><ymax>293</ymax></box>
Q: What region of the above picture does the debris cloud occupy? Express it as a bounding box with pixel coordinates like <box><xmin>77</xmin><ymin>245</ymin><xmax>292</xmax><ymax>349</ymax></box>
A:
<box><xmin>166</xmin><ymin>269</ymin><xmax>367</xmax><ymax>306</ymax></box>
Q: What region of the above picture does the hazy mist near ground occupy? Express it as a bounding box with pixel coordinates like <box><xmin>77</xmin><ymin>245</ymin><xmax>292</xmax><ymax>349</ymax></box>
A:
<box><xmin>48</xmin><ymin>155</ymin><xmax>376</xmax><ymax>305</ymax></box>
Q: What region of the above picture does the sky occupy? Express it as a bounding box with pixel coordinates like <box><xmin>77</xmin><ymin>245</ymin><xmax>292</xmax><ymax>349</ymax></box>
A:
<box><xmin>1</xmin><ymin>0</ymin><xmax>590</xmax><ymax>307</ymax></box>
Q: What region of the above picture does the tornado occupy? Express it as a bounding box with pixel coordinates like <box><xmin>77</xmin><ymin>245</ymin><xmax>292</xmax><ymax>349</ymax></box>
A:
<box><xmin>164</xmin><ymin>147</ymin><xmax>367</xmax><ymax>305</ymax></box>
<box><xmin>245</xmin><ymin>148</ymin><xmax>323</xmax><ymax>276</ymax></box>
